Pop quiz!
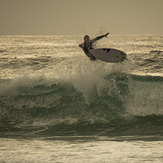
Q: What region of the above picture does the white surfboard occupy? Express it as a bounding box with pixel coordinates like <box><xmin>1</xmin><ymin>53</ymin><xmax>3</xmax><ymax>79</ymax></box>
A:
<box><xmin>90</xmin><ymin>48</ymin><xmax>127</xmax><ymax>63</ymax></box>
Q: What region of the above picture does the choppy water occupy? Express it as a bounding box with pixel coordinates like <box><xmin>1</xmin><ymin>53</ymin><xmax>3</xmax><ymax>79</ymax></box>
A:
<box><xmin>0</xmin><ymin>35</ymin><xmax>163</xmax><ymax>162</ymax></box>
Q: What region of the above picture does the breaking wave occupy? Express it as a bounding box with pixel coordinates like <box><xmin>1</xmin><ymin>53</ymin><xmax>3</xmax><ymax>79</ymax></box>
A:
<box><xmin>0</xmin><ymin>72</ymin><xmax>162</xmax><ymax>137</ymax></box>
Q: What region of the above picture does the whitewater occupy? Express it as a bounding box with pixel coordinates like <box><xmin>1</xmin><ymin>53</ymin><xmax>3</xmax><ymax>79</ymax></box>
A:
<box><xmin>0</xmin><ymin>35</ymin><xmax>163</xmax><ymax>162</ymax></box>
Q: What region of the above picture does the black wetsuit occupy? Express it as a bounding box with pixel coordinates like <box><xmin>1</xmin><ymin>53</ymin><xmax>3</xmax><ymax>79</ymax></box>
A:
<box><xmin>80</xmin><ymin>35</ymin><xmax>106</xmax><ymax>61</ymax></box>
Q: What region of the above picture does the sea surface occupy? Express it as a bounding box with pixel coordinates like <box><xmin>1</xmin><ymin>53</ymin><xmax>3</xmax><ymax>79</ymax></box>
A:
<box><xmin>0</xmin><ymin>35</ymin><xmax>163</xmax><ymax>162</ymax></box>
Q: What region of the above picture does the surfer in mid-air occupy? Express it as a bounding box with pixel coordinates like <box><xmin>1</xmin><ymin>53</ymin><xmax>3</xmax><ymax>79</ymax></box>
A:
<box><xmin>79</xmin><ymin>32</ymin><xmax>109</xmax><ymax>61</ymax></box>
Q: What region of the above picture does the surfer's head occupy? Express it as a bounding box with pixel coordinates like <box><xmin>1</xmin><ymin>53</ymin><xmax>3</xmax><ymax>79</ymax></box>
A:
<box><xmin>84</xmin><ymin>35</ymin><xmax>90</xmax><ymax>43</ymax></box>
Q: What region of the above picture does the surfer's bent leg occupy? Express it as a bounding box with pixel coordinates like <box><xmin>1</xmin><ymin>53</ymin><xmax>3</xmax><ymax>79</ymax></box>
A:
<box><xmin>89</xmin><ymin>53</ymin><xmax>97</xmax><ymax>61</ymax></box>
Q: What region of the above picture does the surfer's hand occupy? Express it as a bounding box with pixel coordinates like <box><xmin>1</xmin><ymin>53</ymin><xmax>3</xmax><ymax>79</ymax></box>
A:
<box><xmin>104</xmin><ymin>33</ymin><xmax>109</xmax><ymax>37</ymax></box>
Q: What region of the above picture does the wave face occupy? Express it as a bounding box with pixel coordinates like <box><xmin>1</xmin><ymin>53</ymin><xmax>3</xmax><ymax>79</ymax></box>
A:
<box><xmin>0</xmin><ymin>73</ymin><xmax>162</xmax><ymax>137</ymax></box>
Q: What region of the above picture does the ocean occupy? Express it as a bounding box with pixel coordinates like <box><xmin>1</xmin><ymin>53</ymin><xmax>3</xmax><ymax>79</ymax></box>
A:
<box><xmin>0</xmin><ymin>35</ymin><xmax>163</xmax><ymax>162</ymax></box>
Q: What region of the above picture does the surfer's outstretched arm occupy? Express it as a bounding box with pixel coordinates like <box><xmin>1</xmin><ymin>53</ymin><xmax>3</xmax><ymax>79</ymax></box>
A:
<box><xmin>91</xmin><ymin>32</ymin><xmax>109</xmax><ymax>43</ymax></box>
<box><xmin>79</xmin><ymin>43</ymin><xmax>84</xmax><ymax>48</ymax></box>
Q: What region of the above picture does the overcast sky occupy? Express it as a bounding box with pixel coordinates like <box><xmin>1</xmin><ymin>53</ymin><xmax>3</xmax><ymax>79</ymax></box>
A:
<box><xmin>0</xmin><ymin>0</ymin><xmax>162</xmax><ymax>35</ymax></box>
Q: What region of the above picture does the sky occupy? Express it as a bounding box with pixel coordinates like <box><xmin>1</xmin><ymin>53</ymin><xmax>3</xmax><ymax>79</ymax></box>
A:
<box><xmin>0</xmin><ymin>0</ymin><xmax>163</xmax><ymax>35</ymax></box>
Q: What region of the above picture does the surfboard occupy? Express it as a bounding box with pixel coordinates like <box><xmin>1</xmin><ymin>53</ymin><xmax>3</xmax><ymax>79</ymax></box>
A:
<box><xmin>90</xmin><ymin>48</ymin><xmax>127</xmax><ymax>63</ymax></box>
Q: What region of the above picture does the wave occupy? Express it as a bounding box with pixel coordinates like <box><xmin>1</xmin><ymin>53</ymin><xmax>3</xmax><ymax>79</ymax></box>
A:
<box><xmin>150</xmin><ymin>50</ymin><xmax>163</xmax><ymax>54</ymax></box>
<box><xmin>0</xmin><ymin>72</ymin><xmax>163</xmax><ymax>136</ymax></box>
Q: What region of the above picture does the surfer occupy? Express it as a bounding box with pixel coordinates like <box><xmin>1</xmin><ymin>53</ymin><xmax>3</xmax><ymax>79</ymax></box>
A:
<box><xmin>79</xmin><ymin>32</ymin><xmax>109</xmax><ymax>61</ymax></box>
